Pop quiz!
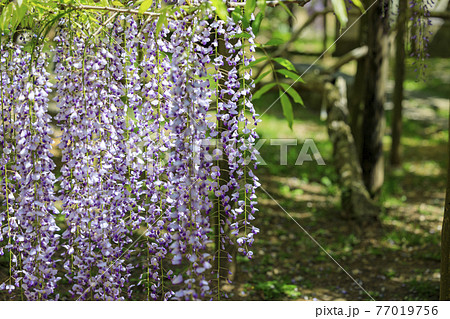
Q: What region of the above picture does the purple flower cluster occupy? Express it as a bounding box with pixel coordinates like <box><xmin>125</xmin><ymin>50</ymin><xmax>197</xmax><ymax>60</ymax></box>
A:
<box><xmin>2</xmin><ymin>0</ymin><xmax>260</xmax><ymax>300</ymax></box>
<box><xmin>210</xmin><ymin>13</ymin><xmax>261</xmax><ymax>298</ymax></box>
<box><xmin>54</xmin><ymin>16</ymin><xmax>139</xmax><ymax>300</ymax></box>
<box><xmin>1</xmin><ymin>41</ymin><xmax>60</xmax><ymax>300</ymax></box>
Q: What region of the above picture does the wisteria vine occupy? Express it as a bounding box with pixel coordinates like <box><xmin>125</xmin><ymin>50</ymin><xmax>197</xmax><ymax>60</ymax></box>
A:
<box><xmin>0</xmin><ymin>0</ymin><xmax>260</xmax><ymax>300</ymax></box>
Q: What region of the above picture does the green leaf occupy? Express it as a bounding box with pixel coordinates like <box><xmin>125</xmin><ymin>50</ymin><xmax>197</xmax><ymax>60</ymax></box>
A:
<box><xmin>331</xmin><ymin>0</ymin><xmax>348</xmax><ymax>29</ymax></box>
<box><xmin>88</xmin><ymin>15</ymin><xmax>101</xmax><ymax>24</ymax></box>
<box><xmin>20</xmin><ymin>14</ymin><xmax>33</xmax><ymax>29</ymax></box>
<box><xmin>253</xmin><ymin>83</ymin><xmax>276</xmax><ymax>100</ymax></box>
<box><xmin>254</xmin><ymin>70</ymin><xmax>271</xmax><ymax>84</ymax></box>
<box><xmin>0</xmin><ymin>2</ymin><xmax>15</xmax><ymax>31</ymax></box>
<box><xmin>278</xmin><ymin>1</ymin><xmax>295</xmax><ymax>20</ymax></box>
<box><xmin>11</xmin><ymin>3</ymin><xmax>26</xmax><ymax>30</ymax></box>
<box><xmin>210</xmin><ymin>0</ymin><xmax>229</xmax><ymax>22</ymax></box>
<box><xmin>243</xmin><ymin>56</ymin><xmax>268</xmax><ymax>69</ymax></box>
<box><xmin>264</xmin><ymin>38</ymin><xmax>286</xmax><ymax>46</ymax></box>
<box><xmin>257</xmin><ymin>0</ymin><xmax>266</xmax><ymax>12</ymax></box>
<box><xmin>244</xmin><ymin>0</ymin><xmax>256</xmax><ymax>22</ymax></box>
<box><xmin>279</xmin><ymin>83</ymin><xmax>304</xmax><ymax>106</ymax></box>
<box><xmin>230</xmin><ymin>6</ymin><xmax>249</xmax><ymax>28</ymax></box>
<box><xmin>27</xmin><ymin>2</ymin><xmax>52</xmax><ymax>14</ymax></box>
<box><xmin>242</xmin><ymin>17</ymin><xmax>250</xmax><ymax>29</ymax></box>
<box><xmin>231</xmin><ymin>8</ymin><xmax>243</xmax><ymax>24</ymax></box>
<box><xmin>252</xmin><ymin>11</ymin><xmax>264</xmax><ymax>35</ymax></box>
<box><xmin>279</xmin><ymin>90</ymin><xmax>294</xmax><ymax>129</ymax></box>
<box><xmin>139</xmin><ymin>0</ymin><xmax>153</xmax><ymax>14</ymax></box>
<box><xmin>15</xmin><ymin>2</ymin><xmax>28</xmax><ymax>24</ymax></box>
<box><xmin>351</xmin><ymin>0</ymin><xmax>365</xmax><ymax>13</ymax></box>
<box><xmin>16</xmin><ymin>0</ymin><xmax>27</xmax><ymax>8</ymax></box>
<box><xmin>276</xmin><ymin>69</ymin><xmax>305</xmax><ymax>83</ymax></box>
<box><xmin>273</xmin><ymin>57</ymin><xmax>296</xmax><ymax>72</ymax></box>
<box><xmin>112</xmin><ymin>1</ymin><xmax>125</xmax><ymax>7</ymax></box>
<box><xmin>231</xmin><ymin>32</ymin><xmax>252</xmax><ymax>39</ymax></box>
<box><xmin>155</xmin><ymin>6</ymin><xmax>168</xmax><ymax>35</ymax></box>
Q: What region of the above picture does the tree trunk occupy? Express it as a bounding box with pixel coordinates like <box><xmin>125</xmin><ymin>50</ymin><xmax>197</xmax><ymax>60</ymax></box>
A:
<box><xmin>348</xmin><ymin>5</ymin><xmax>369</xmax><ymax>161</ymax></box>
<box><xmin>361</xmin><ymin>0</ymin><xmax>390</xmax><ymax>196</ymax></box>
<box><xmin>322</xmin><ymin>0</ymin><xmax>328</xmax><ymax>55</ymax></box>
<box><xmin>441</xmin><ymin>104</ymin><xmax>450</xmax><ymax>300</ymax></box>
<box><xmin>326</xmin><ymin>77</ymin><xmax>380</xmax><ymax>221</ymax></box>
<box><xmin>390</xmin><ymin>0</ymin><xmax>407</xmax><ymax>166</ymax></box>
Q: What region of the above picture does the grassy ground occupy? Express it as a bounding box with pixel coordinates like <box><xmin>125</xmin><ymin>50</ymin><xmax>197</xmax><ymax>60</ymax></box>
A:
<box><xmin>226</xmin><ymin>57</ymin><xmax>449</xmax><ymax>300</ymax></box>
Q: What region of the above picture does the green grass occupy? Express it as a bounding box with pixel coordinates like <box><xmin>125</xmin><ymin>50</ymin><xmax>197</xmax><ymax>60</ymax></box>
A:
<box><xmin>405</xmin><ymin>280</ymin><xmax>440</xmax><ymax>301</ymax></box>
<box><xmin>224</xmin><ymin>56</ymin><xmax>448</xmax><ymax>301</ymax></box>
<box><xmin>402</xmin><ymin>57</ymin><xmax>450</xmax><ymax>96</ymax></box>
<box><xmin>252</xmin><ymin>280</ymin><xmax>303</xmax><ymax>300</ymax></box>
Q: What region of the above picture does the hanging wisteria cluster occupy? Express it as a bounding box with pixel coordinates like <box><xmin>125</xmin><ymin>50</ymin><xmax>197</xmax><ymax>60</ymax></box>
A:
<box><xmin>0</xmin><ymin>39</ymin><xmax>60</xmax><ymax>300</ymax></box>
<box><xmin>409</xmin><ymin>0</ymin><xmax>434</xmax><ymax>77</ymax></box>
<box><xmin>0</xmin><ymin>0</ymin><xmax>260</xmax><ymax>300</ymax></box>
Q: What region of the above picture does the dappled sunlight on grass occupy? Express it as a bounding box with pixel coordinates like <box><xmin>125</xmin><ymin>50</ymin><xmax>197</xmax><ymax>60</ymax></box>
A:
<box><xmin>230</xmin><ymin>60</ymin><xmax>447</xmax><ymax>298</ymax></box>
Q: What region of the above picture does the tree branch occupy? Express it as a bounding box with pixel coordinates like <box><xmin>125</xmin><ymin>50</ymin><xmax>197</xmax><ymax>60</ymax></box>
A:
<box><xmin>65</xmin><ymin>1</ymin><xmax>313</xmax><ymax>16</ymax></box>
<box><xmin>324</xmin><ymin>45</ymin><xmax>368</xmax><ymax>74</ymax></box>
<box><xmin>230</xmin><ymin>0</ymin><xmax>311</xmax><ymax>7</ymax></box>
<box><xmin>61</xmin><ymin>4</ymin><xmax>160</xmax><ymax>17</ymax></box>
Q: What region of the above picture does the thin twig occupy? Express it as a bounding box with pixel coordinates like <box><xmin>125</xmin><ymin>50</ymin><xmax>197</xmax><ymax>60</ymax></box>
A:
<box><xmin>136</xmin><ymin>15</ymin><xmax>154</xmax><ymax>39</ymax></box>
<box><xmin>254</xmin><ymin>8</ymin><xmax>333</xmax><ymax>79</ymax></box>
<box><xmin>61</xmin><ymin>4</ymin><xmax>160</xmax><ymax>17</ymax></box>
<box><xmin>92</xmin><ymin>12</ymin><xmax>118</xmax><ymax>38</ymax></box>
<box><xmin>230</xmin><ymin>0</ymin><xmax>311</xmax><ymax>7</ymax></box>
